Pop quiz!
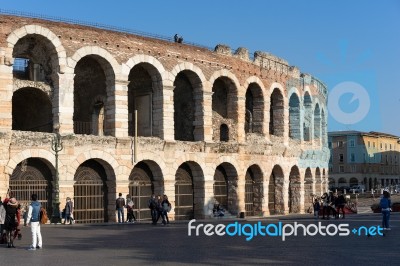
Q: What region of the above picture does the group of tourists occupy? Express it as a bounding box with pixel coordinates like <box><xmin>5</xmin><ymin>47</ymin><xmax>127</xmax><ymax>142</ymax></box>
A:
<box><xmin>0</xmin><ymin>193</ymin><xmax>43</xmax><ymax>250</ymax></box>
<box><xmin>313</xmin><ymin>189</ymin><xmax>392</xmax><ymax>230</ymax></box>
<box><xmin>116</xmin><ymin>193</ymin><xmax>172</xmax><ymax>225</ymax></box>
<box><xmin>313</xmin><ymin>191</ymin><xmax>347</xmax><ymax>220</ymax></box>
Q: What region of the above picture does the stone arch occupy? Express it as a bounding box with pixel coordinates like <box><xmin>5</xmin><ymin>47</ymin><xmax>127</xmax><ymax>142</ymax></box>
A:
<box><xmin>175</xmin><ymin>161</ymin><xmax>204</xmax><ymax>220</ymax></box>
<box><xmin>314</xmin><ymin>102</ymin><xmax>321</xmax><ymax>140</ymax></box>
<box><xmin>303</xmin><ymin>91</ymin><xmax>313</xmax><ymax>141</ymax></box>
<box><xmin>73</xmin><ymin>158</ymin><xmax>116</xmax><ymax>223</ymax></box>
<box><xmin>245</xmin><ymin>164</ymin><xmax>263</xmax><ymax>216</ymax></box>
<box><xmin>245</xmin><ymin>82</ymin><xmax>264</xmax><ymax>134</ymax></box>
<box><xmin>288</xmin><ymin>91</ymin><xmax>301</xmax><ymax>140</ymax></box>
<box><xmin>214</xmin><ymin>162</ymin><xmax>239</xmax><ymax>215</ymax></box>
<box><xmin>304</xmin><ymin>167</ymin><xmax>313</xmax><ymax>211</ymax></box>
<box><xmin>6</xmin><ymin>149</ymin><xmax>59</xmax><ymax>176</ymax></box>
<box><xmin>269</xmin><ymin>87</ymin><xmax>285</xmax><ymax>137</ymax></box>
<box><xmin>349</xmin><ymin>177</ymin><xmax>358</xmax><ymax>187</ymax></box>
<box><xmin>269</xmin><ymin>164</ymin><xmax>285</xmax><ymax>215</ymax></box>
<box><xmin>210</xmin><ymin>71</ymin><xmax>240</xmax><ymax>142</ymax></box>
<box><xmin>127</xmin><ymin>61</ymin><xmax>163</xmax><ymax>138</ymax></box>
<box><xmin>12</xmin><ymin>87</ymin><xmax>53</xmax><ymax>132</ymax></box>
<box><xmin>69</xmin><ymin>150</ymin><xmax>119</xmax><ymax>181</ymax></box>
<box><xmin>9</xmin><ymin>157</ymin><xmax>55</xmax><ymax>214</ymax></box>
<box><xmin>72</xmin><ymin>52</ymin><xmax>116</xmax><ymax>136</ymax></box>
<box><xmin>289</xmin><ymin>165</ymin><xmax>301</xmax><ymax>213</ymax></box>
<box><xmin>173</xmin><ymin>69</ymin><xmax>204</xmax><ymax>141</ymax></box>
<box><xmin>129</xmin><ymin>160</ymin><xmax>164</xmax><ymax>221</ymax></box>
<box><xmin>7</xmin><ymin>24</ymin><xmax>67</xmax><ymax>70</ymax></box>
<box><xmin>338</xmin><ymin>177</ymin><xmax>347</xmax><ymax>187</ymax></box>
<box><xmin>123</xmin><ymin>54</ymin><xmax>165</xmax><ymax>82</ymax></box>
<box><xmin>321</xmin><ymin>107</ymin><xmax>327</xmax><ymax>145</ymax></box>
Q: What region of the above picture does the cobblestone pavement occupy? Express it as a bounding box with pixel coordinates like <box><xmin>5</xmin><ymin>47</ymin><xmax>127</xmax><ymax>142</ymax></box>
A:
<box><xmin>1</xmin><ymin>213</ymin><xmax>399</xmax><ymax>266</ymax></box>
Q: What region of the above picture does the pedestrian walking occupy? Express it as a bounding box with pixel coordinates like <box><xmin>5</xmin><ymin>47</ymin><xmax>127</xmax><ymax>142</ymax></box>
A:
<box><xmin>161</xmin><ymin>195</ymin><xmax>172</xmax><ymax>224</ymax></box>
<box><xmin>156</xmin><ymin>195</ymin><xmax>167</xmax><ymax>225</ymax></box>
<box><xmin>116</xmin><ymin>193</ymin><xmax>125</xmax><ymax>223</ymax></box>
<box><xmin>27</xmin><ymin>193</ymin><xmax>43</xmax><ymax>250</ymax></box>
<box><xmin>4</xmin><ymin>197</ymin><xmax>18</xmax><ymax>248</ymax></box>
<box><xmin>313</xmin><ymin>198</ymin><xmax>320</xmax><ymax>219</ymax></box>
<box><xmin>125</xmin><ymin>194</ymin><xmax>136</xmax><ymax>223</ymax></box>
<box><xmin>148</xmin><ymin>194</ymin><xmax>157</xmax><ymax>225</ymax></box>
<box><xmin>0</xmin><ymin>196</ymin><xmax>5</xmax><ymax>243</ymax></box>
<box><xmin>380</xmin><ymin>189</ymin><xmax>391</xmax><ymax>230</ymax></box>
<box><xmin>63</xmin><ymin>197</ymin><xmax>74</xmax><ymax>224</ymax></box>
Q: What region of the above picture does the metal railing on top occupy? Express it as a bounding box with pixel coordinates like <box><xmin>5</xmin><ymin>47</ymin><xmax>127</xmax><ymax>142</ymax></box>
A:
<box><xmin>0</xmin><ymin>8</ymin><xmax>214</xmax><ymax>51</ymax></box>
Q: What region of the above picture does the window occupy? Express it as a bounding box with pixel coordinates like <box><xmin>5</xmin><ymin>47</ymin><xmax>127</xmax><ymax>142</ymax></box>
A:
<box><xmin>350</xmin><ymin>153</ymin><xmax>355</xmax><ymax>162</ymax></box>
<box><xmin>368</xmin><ymin>141</ymin><xmax>370</xmax><ymax>148</ymax></box>
<box><xmin>351</xmin><ymin>165</ymin><xmax>356</xmax><ymax>173</ymax></box>
<box><xmin>337</xmin><ymin>141</ymin><xmax>343</xmax><ymax>148</ymax></box>
<box><xmin>328</xmin><ymin>142</ymin><xmax>332</xmax><ymax>148</ymax></box>
<box><xmin>380</xmin><ymin>143</ymin><xmax>383</xmax><ymax>149</ymax></box>
<box><xmin>339</xmin><ymin>154</ymin><xmax>344</xmax><ymax>162</ymax></box>
<box><xmin>349</xmin><ymin>140</ymin><xmax>355</xmax><ymax>147</ymax></box>
<box><xmin>339</xmin><ymin>165</ymin><xmax>345</xmax><ymax>173</ymax></box>
<box><xmin>385</xmin><ymin>144</ymin><xmax>387</xmax><ymax>150</ymax></box>
<box><xmin>390</xmin><ymin>144</ymin><xmax>392</xmax><ymax>150</ymax></box>
<box><xmin>373</xmin><ymin>142</ymin><xmax>376</xmax><ymax>148</ymax></box>
<box><xmin>329</xmin><ymin>166</ymin><xmax>333</xmax><ymax>173</ymax></box>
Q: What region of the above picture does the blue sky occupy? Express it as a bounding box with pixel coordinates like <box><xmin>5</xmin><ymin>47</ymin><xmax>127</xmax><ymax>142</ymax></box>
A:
<box><xmin>1</xmin><ymin>0</ymin><xmax>399</xmax><ymax>135</ymax></box>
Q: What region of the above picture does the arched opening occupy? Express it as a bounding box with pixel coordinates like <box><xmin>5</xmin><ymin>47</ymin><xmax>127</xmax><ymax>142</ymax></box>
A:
<box><xmin>12</xmin><ymin>88</ymin><xmax>52</xmax><ymax>132</ymax></box>
<box><xmin>220</xmin><ymin>124</ymin><xmax>229</xmax><ymax>142</ymax></box>
<box><xmin>304</xmin><ymin>168</ymin><xmax>313</xmax><ymax>211</ymax></box>
<box><xmin>245</xmin><ymin>83</ymin><xmax>264</xmax><ymax>134</ymax></box>
<box><xmin>338</xmin><ymin>178</ymin><xmax>347</xmax><ymax>188</ymax></box>
<box><xmin>213</xmin><ymin>163</ymin><xmax>238</xmax><ymax>215</ymax></box>
<box><xmin>73</xmin><ymin>55</ymin><xmax>114</xmax><ymax>136</ymax></box>
<box><xmin>9</xmin><ymin>158</ymin><xmax>53</xmax><ymax>214</ymax></box>
<box><xmin>289</xmin><ymin>93</ymin><xmax>301</xmax><ymax>140</ymax></box>
<box><xmin>175</xmin><ymin>162</ymin><xmax>204</xmax><ymax>220</ymax></box>
<box><xmin>269</xmin><ymin>165</ymin><xmax>284</xmax><ymax>214</ymax></box>
<box><xmin>321</xmin><ymin>109</ymin><xmax>326</xmax><ymax>145</ymax></box>
<box><xmin>269</xmin><ymin>88</ymin><xmax>284</xmax><ymax>136</ymax></box>
<box><xmin>303</xmin><ymin>92</ymin><xmax>312</xmax><ymax>141</ymax></box>
<box><xmin>349</xmin><ymin>177</ymin><xmax>358</xmax><ymax>187</ymax></box>
<box><xmin>245</xmin><ymin>165</ymin><xmax>263</xmax><ymax>216</ymax></box>
<box><xmin>212</xmin><ymin>77</ymin><xmax>238</xmax><ymax>142</ymax></box>
<box><xmin>129</xmin><ymin>161</ymin><xmax>163</xmax><ymax>221</ymax></box>
<box><xmin>12</xmin><ymin>34</ymin><xmax>59</xmax><ymax>88</ymax></box>
<box><xmin>173</xmin><ymin>70</ymin><xmax>204</xmax><ymax>141</ymax></box>
<box><xmin>128</xmin><ymin>63</ymin><xmax>162</xmax><ymax>137</ymax></box>
<box><xmin>328</xmin><ymin>178</ymin><xmax>336</xmax><ymax>191</ymax></box>
<box><xmin>289</xmin><ymin>166</ymin><xmax>301</xmax><ymax>213</ymax></box>
<box><xmin>314</xmin><ymin>103</ymin><xmax>321</xmax><ymax>140</ymax></box>
<box><xmin>73</xmin><ymin>160</ymin><xmax>110</xmax><ymax>223</ymax></box>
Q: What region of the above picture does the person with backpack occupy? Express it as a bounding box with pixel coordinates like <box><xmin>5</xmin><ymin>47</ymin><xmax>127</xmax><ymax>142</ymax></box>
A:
<box><xmin>26</xmin><ymin>194</ymin><xmax>43</xmax><ymax>250</ymax></box>
<box><xmin>380</xmin><ymin>190</ymin><xmax>392</xmax><ymax>230</ymax></box>
<box><xmin>63</xmin><ymin>197</ymin><xmax>74</xmax><ymax>225</ymax></box>
<box><xmin>116</xmin><ymin>193</ymin><xmax>125</xmax><ymax>223</ymax></box>
<box><xmin>4</xmin><ymin>197</ymin><xmax>18</xmax><ymax>248</ymax></box>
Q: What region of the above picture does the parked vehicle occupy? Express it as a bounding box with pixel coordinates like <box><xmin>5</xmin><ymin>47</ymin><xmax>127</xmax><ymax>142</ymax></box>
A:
<box><xmin>349</xmin><ymin>185</ymin><xmax>365</xmax><ymax>193</ymax></box>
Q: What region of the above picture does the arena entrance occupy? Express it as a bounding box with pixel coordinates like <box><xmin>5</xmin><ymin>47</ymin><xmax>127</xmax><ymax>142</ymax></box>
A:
<box><xmin>213</xmin><ymin>163</ymin><xmax>238</xmax><ymax>216</ymax></box>
<box><xmin>9</xmin><ymin>158</ymin><xmax>53</xmax><ymax>213</ymax></box>
<box><xmin>74</xmin><ymin>160</ymin><xmax>109</xmax><ymax>224</ymax></box>
<box><xmin>244</xmin><ymin>165</ymin><xmax>263</xmax><ymax>217</ymax></box>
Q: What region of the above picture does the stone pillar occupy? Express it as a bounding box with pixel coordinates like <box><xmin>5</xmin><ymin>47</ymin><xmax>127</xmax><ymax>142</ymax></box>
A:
<box><xmin>0</xmin><ymin>47</ymin><xmax>13</xmax><ymax>132</ymax></box>
<box><xmin>57</xmin><ymin>69</ymin><xmax>74</xmax><ymax>134</ymax></box>
<box><xmin>262</xmin><ymin>180</ymin><xmax>270</xmax><ymax>216</ymax></box>
<box><xmin>237</xmin><ymin>96</ymin><xmax>246</xmax><ymax>143</ymax></box>
<box><xmin>162</xmin><ymin>85</ymin><xmax>175</xmax><ymax>141</ymax></box>
<box><xmin>283</xmin><ymin>180</ymin><xmax>290</xmax><ymax>214</ymax></box>
<box><xmin>203</xmin><ymin>179</ymin><xmax>215</xmax><ymax>218</ymax></box>
<box><xmin>203</xmin><ymin>89</ymin><xmax>213</xmax><ymax>142</ymax></box>
<box><xmin>237</xmin><ymin>178</ymin><xmax>246</xmax><ymax>217</ymax></box>
<box><xmin>113</xmin><ymin>80</ymin><xmax>129</xmax><ymax>138</ymax></box>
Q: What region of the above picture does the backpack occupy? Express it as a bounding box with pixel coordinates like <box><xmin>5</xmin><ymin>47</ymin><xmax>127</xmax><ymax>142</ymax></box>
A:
<box><xmin>40</xmin><ymin>207</ymin><xmax>48</xmax><ymax>224</ymax></box>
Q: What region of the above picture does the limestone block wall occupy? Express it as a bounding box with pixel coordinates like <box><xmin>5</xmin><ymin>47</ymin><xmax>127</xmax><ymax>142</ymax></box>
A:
<box><xmin>0</xmin><ymin>14</ymin><xmax>329</xmax><ymax>221</ymax></box>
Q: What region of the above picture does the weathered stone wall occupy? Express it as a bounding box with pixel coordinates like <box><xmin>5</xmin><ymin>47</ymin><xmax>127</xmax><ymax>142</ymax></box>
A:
<box><xmin>0</xmin><ymin>15</ymin><xmax>329</xmax><ymax>220</ymax></box>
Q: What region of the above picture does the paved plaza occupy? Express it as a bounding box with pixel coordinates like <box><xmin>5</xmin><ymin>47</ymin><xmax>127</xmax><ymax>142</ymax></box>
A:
<box><xmin>1</xmin><ymin>213</ymin><xmax>399</xmax><ymax>266</ymax></box>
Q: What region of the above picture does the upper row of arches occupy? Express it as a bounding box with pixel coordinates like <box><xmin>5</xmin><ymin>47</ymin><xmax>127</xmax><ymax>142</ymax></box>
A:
<box><xmin>6</xmin><ymin>25</ymin><xmax>327</xmax><ymax>143</ymax></box>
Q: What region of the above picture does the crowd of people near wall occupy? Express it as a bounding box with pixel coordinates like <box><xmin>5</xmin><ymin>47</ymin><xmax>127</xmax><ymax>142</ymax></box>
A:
<box><xmin>312</xmin><ymin>189</ymin><xmax>392</xmax><ymax>230</ymax></box>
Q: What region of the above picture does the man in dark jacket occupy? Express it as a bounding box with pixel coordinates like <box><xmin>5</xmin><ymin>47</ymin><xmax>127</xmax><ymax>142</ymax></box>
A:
<box><xmin>148</xmin><ymin>194</ymin><xmax>157</xmax><ymax>225</ymax></box>
<box><xmin>116</xmin><ymin>193</ymin><xmax>125</xmax><ymax>223</ymax></box>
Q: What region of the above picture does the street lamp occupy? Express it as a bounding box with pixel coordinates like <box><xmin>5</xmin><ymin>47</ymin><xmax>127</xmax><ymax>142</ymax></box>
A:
<box><xmin>51</xmin><ymin>124</ymin><xmax>63</xmax><ymax>224</ymax></box>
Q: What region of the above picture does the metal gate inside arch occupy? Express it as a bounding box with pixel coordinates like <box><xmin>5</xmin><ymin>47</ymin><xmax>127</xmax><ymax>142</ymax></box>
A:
<box><xmin>129</xmin><ymin>173</ymin><xmax>153</xmax><ymax>221</ymax></box>
<box><xmin>9</xmin><ymin>161</ymin><xmax>52</xmax><ymax>212</ymax></box>
<box><xmin>175</xmin><ymin>168</ymin><xmax>194</xmax><ymax>220</ymax></box>
<box><xmin>74</xmin><ymin>168</ymin><xmax>107</xmax><ymax>224</ymax></box>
